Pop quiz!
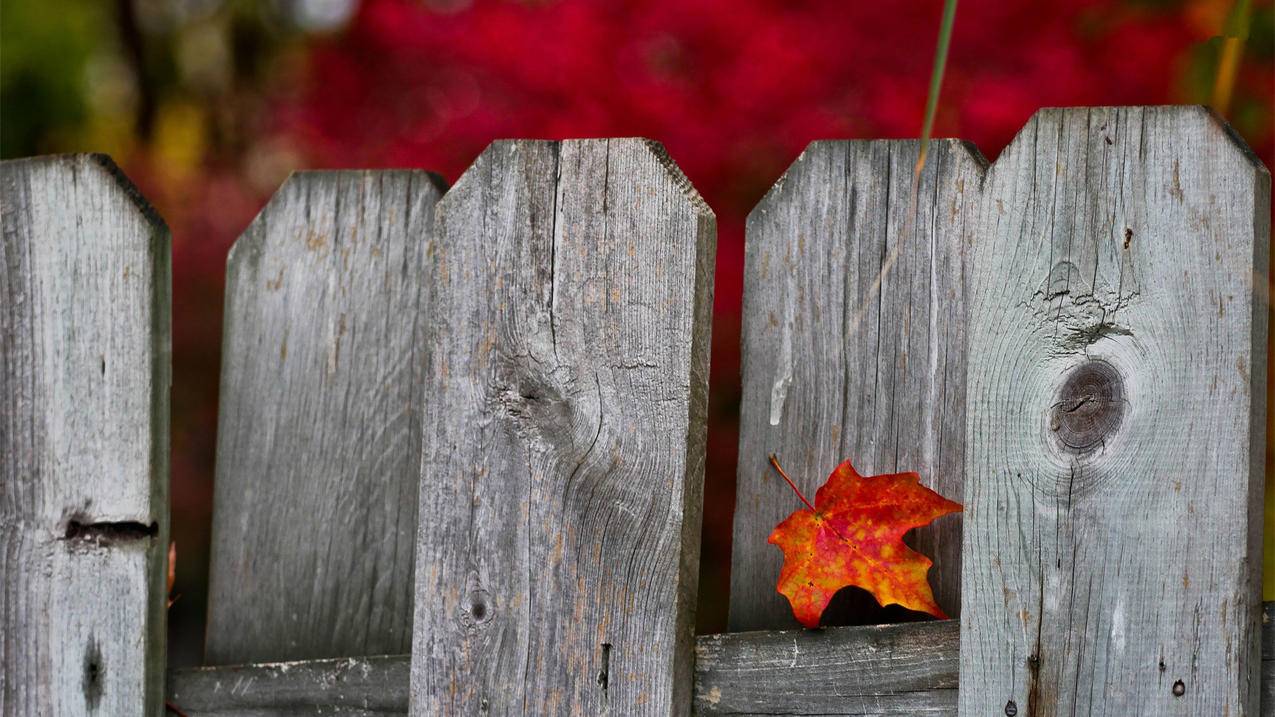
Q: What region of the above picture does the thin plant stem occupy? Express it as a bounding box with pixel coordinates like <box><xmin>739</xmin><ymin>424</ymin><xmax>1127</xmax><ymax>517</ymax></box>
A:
<box><xmin>1211</xmin><ymin>0</ymin><xmax>1251</xmax><ymax>118</ymax></box>
<box><xmin>769</xmin><ymin>453</ymin><xmax>817</xmax><ymax>513</ymax></box>
<box><xmin>848</xmin><ymin>0</ymin><xmax>956</xmax><ymax>334</ymax></box>
<box><xmin>916</xmin><ymin>0</ymin><xmax>958</xmax><ymax>176</ymax></box>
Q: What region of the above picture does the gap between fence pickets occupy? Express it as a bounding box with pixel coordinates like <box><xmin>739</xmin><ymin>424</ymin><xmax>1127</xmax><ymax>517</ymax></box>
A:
<box><xmin>166</xmin><ymin>602</ymin><xmax>1275</xmax><ymax>715</ymax></box>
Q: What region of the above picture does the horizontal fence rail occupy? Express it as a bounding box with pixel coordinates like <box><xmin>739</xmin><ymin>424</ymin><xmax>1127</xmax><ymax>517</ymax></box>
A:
<box><xmin>167</xmin><ymin>603</ymin><xmax>1275</xmax><ymax>715</ymax></box>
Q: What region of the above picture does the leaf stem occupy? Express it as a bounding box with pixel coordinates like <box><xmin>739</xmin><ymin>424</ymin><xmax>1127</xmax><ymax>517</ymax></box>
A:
<box><xmin>915</xmin><ymin>0</ymin><xmax>958</xmax><ymax>177</ymax></box>
<box><xmin>1210</xmin><ymin>0</ymin><xmax>1251</xmax><ymax>118</ymax></box>
<box><xmin>769</xmin><ymin>453</ymin><xmax>817</xmax><ymax>513</ymax></box>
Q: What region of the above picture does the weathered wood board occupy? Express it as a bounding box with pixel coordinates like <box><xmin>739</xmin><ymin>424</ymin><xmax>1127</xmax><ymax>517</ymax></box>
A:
<box><xmin>1</xmin><ymin>155</ymin><xmax>170</xmax><ymax>715</ymax></box>
<box><xmin>730</xmin><ymin>140</ymin><xmax>983</xmax><ymax>630</ymax></box>
<box><xmin>694</xmin><ymin>619</ymin><xmax>958</xmax><ymax>714</ymax></box>
<box><xmin>960</xmin><ymin>106</ymin><xmax>1270</xmax><ymax>714</ymax></box>
<box><xmin>168</xmin><ymin>654</ymin><xmax>409</xmax><ymax>716</ymax></box>
<box><xmin>206</xmin><ymin>170</ymin><xmax>445</xmax><ymax>664</ymax></box>
<box><xmin>167</xmin><ymin>601</ymin><xmax>1275</xmax><ymax>715</ymax></box>
<box><xmin>409</xmin><ymin>139</ymin><xmax>715</xmax><ymax>715</ymax></box>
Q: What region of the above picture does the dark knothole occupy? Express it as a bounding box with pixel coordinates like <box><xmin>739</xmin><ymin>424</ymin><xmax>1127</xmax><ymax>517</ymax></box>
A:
<box><xmin>1051</xmin><ymin>360</ymin><xmax>1125</xmax><ymax>452</ymax></box>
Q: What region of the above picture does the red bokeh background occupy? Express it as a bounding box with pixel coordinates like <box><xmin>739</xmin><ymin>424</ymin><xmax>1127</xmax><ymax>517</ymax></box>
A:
<box><xmin>103</xmin><ymin>0</ymin><xmax>1273</xmax><ymax>662</ymax></box>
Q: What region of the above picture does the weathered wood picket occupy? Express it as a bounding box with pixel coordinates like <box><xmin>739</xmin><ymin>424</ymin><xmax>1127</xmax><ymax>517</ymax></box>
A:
<box><xmin>2</xmin><ymin>156</ymin><xmax>170</xmax><ymax>714</ymax></box>
<box><xmin>1</xmin><ymin>106</ymin><xmax>1269</xmax><ymax>716</ymax></box>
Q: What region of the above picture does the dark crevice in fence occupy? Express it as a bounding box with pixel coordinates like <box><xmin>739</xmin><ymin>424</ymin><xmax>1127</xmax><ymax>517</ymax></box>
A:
<box><xmin>63</xmin><ymin>520</ymin><xmax>159</xmax><ymax>545</ymax></box>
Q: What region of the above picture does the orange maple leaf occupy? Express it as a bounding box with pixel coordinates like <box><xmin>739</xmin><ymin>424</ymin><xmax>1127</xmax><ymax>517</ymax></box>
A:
<box><xmin>768</xmin><ymin>454</ymin><xmax>961</xmax><ymax>628</ymax></box>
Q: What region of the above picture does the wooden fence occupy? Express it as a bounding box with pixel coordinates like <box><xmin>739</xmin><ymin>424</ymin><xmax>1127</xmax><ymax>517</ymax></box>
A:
<box><xmin>1</xmin><ymin>106</ymin><xmax>1269</xmax><ymax>715</ymax></box>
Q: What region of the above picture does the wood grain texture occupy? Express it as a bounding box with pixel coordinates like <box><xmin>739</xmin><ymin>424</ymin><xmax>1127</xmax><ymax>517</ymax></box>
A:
<box><xmin>168</xmin><ymin>654</ymin><xmax>409</xmax><ymax>716</ymax></box>
<box><xmin>1</xmin><ymin>155</ymin><xmax>170</xmax><ymax>715</ymax></box>
<box><xmin>206</xmin><ymin>170</ymin><xmax>445</xmax><ymax>665</ymax></box>
<box><xmin>694</xmin><ymin>620</ymin><xmax>958</xmax><ymax>715</ymax></box>
<box><xmin>730</xmin><ymin>140</ymin><xmax>984</xmax><ymax>631</ymax></box>
<box><xmin>166</xmin><ymin>602</ymin><xmax>1275</xmax><ymax>716</ymax></box>
<box><xmin>1264</xmin><ymin>603</ymin><xmax>1275</xmax><ymax>717</ymax></box>
<box><xmin>409</xmin><ymin>139</ymin><xmax>715</xmax><ymax>715</ymax></box>
<box><xmin>960</xmin><ymin>106</ymin><xmax>1270</xmax><ymax>715</ymax></box>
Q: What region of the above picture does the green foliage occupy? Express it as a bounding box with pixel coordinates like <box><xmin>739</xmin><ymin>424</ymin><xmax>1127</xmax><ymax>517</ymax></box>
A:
<box><xmin>0</xmin><ymin>1</ymin><xmax>111</xmax><ymax>157</ymax></box>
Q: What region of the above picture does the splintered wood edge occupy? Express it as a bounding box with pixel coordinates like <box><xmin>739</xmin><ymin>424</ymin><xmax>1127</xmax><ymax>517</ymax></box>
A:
<box><xmin>165</xmin><ymin>604</ymin><xmax>1275</xmax><ymax>715</ymax></box>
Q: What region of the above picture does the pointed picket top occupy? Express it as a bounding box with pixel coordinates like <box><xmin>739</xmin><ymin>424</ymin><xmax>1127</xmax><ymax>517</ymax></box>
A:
<box><xmin>731</xmin><ymin>138</ymin><xmax>984</xmax><ymax>631</ymax></box>
<box><xmin>960</xmin><ymin>105</ymin><xmax>1269</xmax><ymax>715</ymax></box>
<box><xmin>2</xmin><ymin>154</ymin><xmax>170</xmax><ymax>715</ymax></box>
<box><xmin>410</xmin><ymin>138</ymin><xmax>714</xmax><ymax>715</ymax></box>
<box><xmin>206</xmin><ymin>168</ymin><xmax>445</xmax><ymax>665</ymax></box>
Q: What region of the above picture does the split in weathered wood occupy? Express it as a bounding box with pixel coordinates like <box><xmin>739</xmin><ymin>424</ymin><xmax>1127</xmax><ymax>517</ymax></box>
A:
<box><xmin>164</xmin><ymin>603</ymin><xmax>1275</xmax><ymax>716</ymax></box>
<box><xmin>1</xmin><ymin>155</ymin><xmax>170</xmax><ymax>715</ymax></box>
<box><xmin>730</xmin><ymin>139</ymin><xmax>983</xmax><ymax>631</ymax></box>
<box><xmin>206</xmin><ymin>170</ymin><xmax>446</xmax><ymax>665</ymax></box>
<box><xmin>960</xmin><ymin>106</ymin><xmax>1270</xmax><ymax>715</ymax></box>
<box><xmin>409</xmin><ymin>139</ymin><xmax>715</xmax><ymax>715</ymax></box>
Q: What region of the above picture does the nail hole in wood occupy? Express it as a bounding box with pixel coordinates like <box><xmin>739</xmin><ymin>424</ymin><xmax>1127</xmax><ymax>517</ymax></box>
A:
<box><xmin>1052</xmin><ymin>360</ymin><xmax>1125</xmax><ymax>452</ymax></box>
<box><xmin>1005</xmin><ymin>699</ymin><xmax>1018</xmax><ymax>716</ymax></box>
<box><xmin>1172</xmin><ymin>680</ymin><xmax>1185</xmax><ymax>697</ymax></box>
<box><xmin>460</xmin><ymin>588</ymin><xmax>493</xmax><ymax>629</ymax></box>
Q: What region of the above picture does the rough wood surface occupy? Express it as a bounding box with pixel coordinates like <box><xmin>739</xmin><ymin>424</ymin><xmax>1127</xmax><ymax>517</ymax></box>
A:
<box><xmin>167</xmin><ymin>601</ymin><xmax>1275</xmax><ymax>715</ymax></box>
<box><xmin>206</xmin><ymin>170</ymin><xmax>445</xmax><ymax>664</ymax></box>
<box><xmin>694</xmin><ymin>619</ymin><xmax>958</xmax><ymax>715</ymax></box>
<box><xmin>1</xmin><ymin>155</ymin><xmax>170</xmax><ymax>715</ymax></box>
<box><xmin>409</xmin><ymin>139</ymin><xmax>715</xmax><ymax>715</ymax></box>
<box><xmin>730</xmin><ymin>140</ymin><xmax>983</xmax><ymax>631</ymax></box>
<box><xmin>1264</xmin><ymin>603</ymin><xmax>1275</xmax><ymax>716</ymax></box>
<box><xmin>167</xmin><ymin>654</ymin><xmax>409</xmax><ymax>716</ymax></box>
<box><xmin>960</xmin><ymin>106</ymin><xmax>1270</xmax><ymax>715</ymax></box>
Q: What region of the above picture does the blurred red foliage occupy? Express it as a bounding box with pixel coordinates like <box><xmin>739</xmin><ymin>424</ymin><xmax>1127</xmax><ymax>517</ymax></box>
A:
<box><xmin>147</xmin><ymin>0</ymin><xmax>1271</xmax><ymax>652</ymax></box>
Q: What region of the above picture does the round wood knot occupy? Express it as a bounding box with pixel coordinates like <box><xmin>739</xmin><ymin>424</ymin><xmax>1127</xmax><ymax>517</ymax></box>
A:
<box><xmin>1051</xmin><ymin>360</ymin><xmax>1125</xmax><ymax>452</ymax></box>
<box><xmin>460</xmin><ymin>588</ymin><xmax>494</xmax><ymax>630</ymax></box>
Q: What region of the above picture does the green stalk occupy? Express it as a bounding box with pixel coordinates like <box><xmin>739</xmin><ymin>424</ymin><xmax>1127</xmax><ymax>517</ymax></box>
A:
<box><xmin>916</xmin><ymin>0</ymin><xmax>958</xmax><ymax>176</ymax></box>
<box><xmin>848</xmin><ymin>0</ymin><xmax>959</xmax><ymax>334</ymax></box>
<box><xmin>1211</xmin><ymin>0</ymin><xmax>1251</xmax><ymax>118</ymax></box>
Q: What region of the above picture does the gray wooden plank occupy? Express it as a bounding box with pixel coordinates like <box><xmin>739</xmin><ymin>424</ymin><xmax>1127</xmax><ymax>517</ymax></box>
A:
<box><xmin>960</xmin><ymin>106</ymin><xmax>1270</xmax><ymax>715</ymax></box>
<box><xmin>1</xmin><ymin>155</ymin><xmax>170</xmax><ymax>715</ymax></box>
<box><xmin>206</xmin><ymin>170</ymin><xmax>445</xmax><ymax>665</ymax></box>
<box><xmin>166</xmin><ymin>601</ymin><xmax>1275</xmax><ymax>716</ymax></box>
<box><xmin>167</xmin><ymin>654</ymin><xmax>408</xmax><ymax>716</ymax></box>
<box><xmin>730</xmin><ymin>140</ymin><xmax>984</xmax><ymax>631</ymax></box>
<box><xmin>409</xmin><ymin>139</ymin><xmax>715</xmax><ymax>715</ymax></box>
<box><xmin>1264</xmin><ymin>603</ymin><xmax>1275</xmax><ymax>717</ymax></box>
<box><xmin>694</xmin><ymin>620</ymin><xmax>958</xmax><ymax>715</ymax></box>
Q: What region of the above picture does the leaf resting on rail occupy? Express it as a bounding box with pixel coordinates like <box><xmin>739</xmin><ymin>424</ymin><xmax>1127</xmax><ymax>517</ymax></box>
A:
<box><xmin>768</xmin><ymin>457</ymin><xmax>961</xmax><ymax>627</ymax></box>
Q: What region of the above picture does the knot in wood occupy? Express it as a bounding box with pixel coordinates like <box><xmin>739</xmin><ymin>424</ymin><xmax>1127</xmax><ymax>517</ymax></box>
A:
<box><xmin>1051</xmin><ymin>360</ymin><xmax>1125</xmax><ymax>452</ymax></box>
<box><xmin>460</xmin><ymin>588</ymin><xmax>494</xmax><ymax>631</ymax></box>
